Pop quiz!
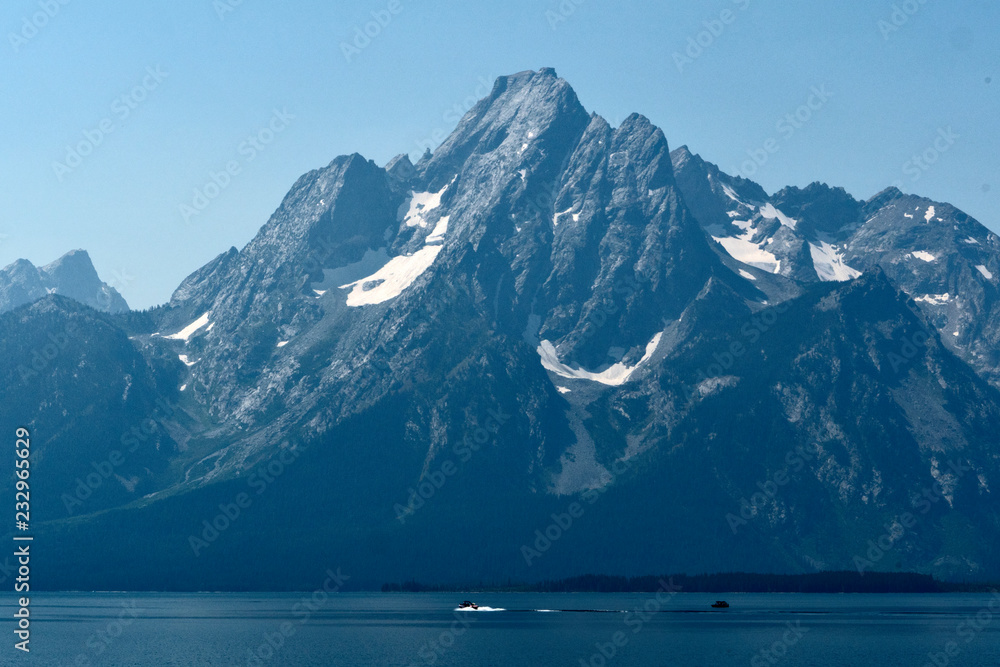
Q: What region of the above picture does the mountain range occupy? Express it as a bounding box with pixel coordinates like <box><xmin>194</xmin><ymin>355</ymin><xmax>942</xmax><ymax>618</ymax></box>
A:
<box><xmin>5</xmin><ymin>68</ymin><xmax>998</xmax><ymax>590</ymax></box>
<box><xmin>0</xmin><ymin>249</ymin><xmax>128</xmax><ymax>314</ymax></box>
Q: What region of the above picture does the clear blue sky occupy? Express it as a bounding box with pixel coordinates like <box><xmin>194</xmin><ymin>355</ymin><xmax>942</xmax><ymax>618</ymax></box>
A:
<box><xmin>2</xmin><ymin>0</ymin><xmax>997</xmax><ymax>309</ymax></box>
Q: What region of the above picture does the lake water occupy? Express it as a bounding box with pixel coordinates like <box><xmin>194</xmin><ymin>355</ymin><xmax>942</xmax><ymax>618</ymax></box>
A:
<box><xmin>15</xmin><ymin>592</ymin><xmax>1000</xmax><ymax>665</ymax></box>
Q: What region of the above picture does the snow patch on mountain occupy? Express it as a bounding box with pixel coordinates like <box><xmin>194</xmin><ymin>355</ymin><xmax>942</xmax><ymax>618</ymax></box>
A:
<box><xmin>553</xmin><ymin>208</ymin><xmax>574</xmax><ymax>227</ymax></box>
<box><xmin>341</xmin><ymin>246</ymin><xmax>444</xmax><ymax>306</ymax></box>
<box><xmin>915</xmin><ymin>294</ymin><xmax>953</xmax><ymax>306</ymax></box>
<box><xmin>165</xmin><ymin>313</ymin><xmax>211</xmax><ymax>341</ymax></box>
<box><xmin>925</xmin><ymin>206</ymin><xmax>936</xmax><ymax>222</ymax></box>
<box><xmin>401</xmin><ymin>180</ymin><xmax>452</xmax><ymax>228</ymax></box>
<box><xmin>713</xmin><ymin>234</ymin><xmax>781</xmax><ymax>274</ymax></box>
<box><xmin>809</xmin><ymin>241</ymin><xmax>862</xmax><ymax>282</ymax></box>
<box><xmin>426</xmin><ymin>216</ymin><xmax>450</xmax><ymax>245</ymax></box>
<box><xmin>537</xmin><ymin>333</ymin><xmax>662</xmax><ymax>386</ymax></box>
<box><xmin>977</xmin><ymin>265</ymin><xmax>994</xmax><ymax>280</ymax></box>
<box><xmin>910</xmin><ymin>251</ymin><xmax>937</xmax><ymax>263</ymax></box>
<box><xmin>313</xmin><ymin>248</ymin><xmax>393</xmax><ymax>296</ymax></box>
<box><xmin>342</xmin><ymin>188</ymin><xmax>455</xmax><ymax>306</ymax></box>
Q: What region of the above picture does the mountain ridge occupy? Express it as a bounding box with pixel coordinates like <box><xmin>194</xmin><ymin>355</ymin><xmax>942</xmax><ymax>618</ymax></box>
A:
<box><xmin>6</xmin><ymin>69</ymin><xmax>999</xmax><ymax>589</ymax></box>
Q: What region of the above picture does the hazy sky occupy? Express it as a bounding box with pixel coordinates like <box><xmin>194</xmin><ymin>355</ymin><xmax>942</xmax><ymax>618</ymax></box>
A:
<box><xmin>2</xmin><ymin>0</ymin><xmax>997</xmax><ymax>309</ymax></box>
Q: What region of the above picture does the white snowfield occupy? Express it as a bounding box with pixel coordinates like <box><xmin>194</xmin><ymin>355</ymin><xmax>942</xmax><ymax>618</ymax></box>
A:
<box><xmin>342</xmin><ymin>181</ymin><xmax>456</xmax><ymax>306</ymax></box>
<box><xmin>925</xmin><ymin>206</ymin><xmax>936</xmax><ymax>222</ymax></box>
<box><xmin>402</xmin><ymin>181</ymin><xmax>451</xmax><ymax>228</ymax></box>
<box><xmin>809</xmin><ymin>241</ymin><xmax>862</xmax><ymax>282</ymax></box>
<box><xmin>713</xmin><ymin>233</ymin><xmax>781</xmax><ymax>274</ymax></box>
<box><xmin>425</xmin><ymin>215</ymin><xmax>450</xmax><ymax>245</ymax></box>
<box><xmin>910</xmin><ymin>251</ymin><xmax>937</xmax><ymax>263</ymax></box>
<box><xmin>537</xmin><ymin>333</ymin><xmax>662</xmax><ymax>386</ymax></box>
<box><xmin>553</xmin><ymin>208</ymin><xmax>579</xmax><ymax>227</ymax></box>
<box><xmin>977</xmin><ymin>265</ymin><xmax>994</xmax><ymax>280</ymax></box>
<box><xmin>341</xmin><ymin>246</ymin><xmax>444</xmax><ymax>306</ymax></box>
<box><xmin>739</xmin><ymin>269</ymin><xmax>757</xmax><ymax>282</ymax></box>
<box><xmin>164</xmin><ymin>313</ymin><xmax>211</xmax><ymax>341</ymax></box>
<box><xmin>178</xmin><ymin>354</ymin><xmax>197</xmax><ymax>367</ymax></box>
<box><xmin>915</xmin><ymin>294</ymin><xmax>952</xmax><ymax>306</ymax></box>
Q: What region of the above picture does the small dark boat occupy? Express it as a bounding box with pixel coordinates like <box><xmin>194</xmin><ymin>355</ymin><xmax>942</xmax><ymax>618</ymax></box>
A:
<box><xmin>458</xmin><ymin>601</ymin><xmax>479</xmax><ymax>610</ymax></box>
<box><xmin>711</xmin><ymin>601</ymin><xmax>730</xmax><ymax>608</ymax></box>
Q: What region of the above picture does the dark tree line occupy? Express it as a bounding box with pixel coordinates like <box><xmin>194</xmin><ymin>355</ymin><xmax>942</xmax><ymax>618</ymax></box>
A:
<box><xmin>382</xmin><ymin>571</ymin><xmax>993</xmax><ymax>594</ymax></box>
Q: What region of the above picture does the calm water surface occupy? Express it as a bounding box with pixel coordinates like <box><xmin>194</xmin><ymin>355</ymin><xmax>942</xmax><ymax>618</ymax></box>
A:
<box><xmin>13</xmin><ymin>592</ymin><xmax>1000</xmax><ymax>666</ymax></box>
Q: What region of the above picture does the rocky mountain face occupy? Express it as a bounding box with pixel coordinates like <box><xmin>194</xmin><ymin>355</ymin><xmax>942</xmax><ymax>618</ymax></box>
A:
<box><xmin>670</xmin><ymin>148</ymin><xmax>1000</xmax><ymax>387</ymax></box>
<box><xmin>846</xmin><ymin>189</ymin><xmax>1000</xmax><ymax>386</ymax></box>
<box><xmin>6</xmin><ymin>69</ymin><xmax>999</xmax><ymax>589</ymax></box>
<box><xmin>0</xmin><ymin>298</ymin><xmax>186</xmax><ymax>520</ymax></box>
<box><xmin>0</xmin><ymin>249</ymin><xmax>129</xmax><ymax>314</ymax></box>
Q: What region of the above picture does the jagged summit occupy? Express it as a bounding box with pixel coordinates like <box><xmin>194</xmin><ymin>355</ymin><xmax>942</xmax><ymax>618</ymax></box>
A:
<box><xmin>0</xmin><ymin>249</ymin><xmax>128</xmax><ymax>314</ymax></box>
<box><xmin>864</xmin><ymin>185</ymin><xmax>905</xmax><ymax>212</ymax></box>
<box><xmin>385</xmin><ymin>153</ymin><xmax>416</xmax><ymax>184</ymax></box>
<box><xmin>672</xmin><ymin>144</ymin><xmax>694</xmax><ymax>158</ymax></box>
<box><xmin>771</xmin><ymin>182</ymin><xmax>861</xmax><ymax>237</ymax></box>
<box><xmin>417</xmin><ymin>68</ymin><xmax>591</xmax><ymax>189</ymax></box>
